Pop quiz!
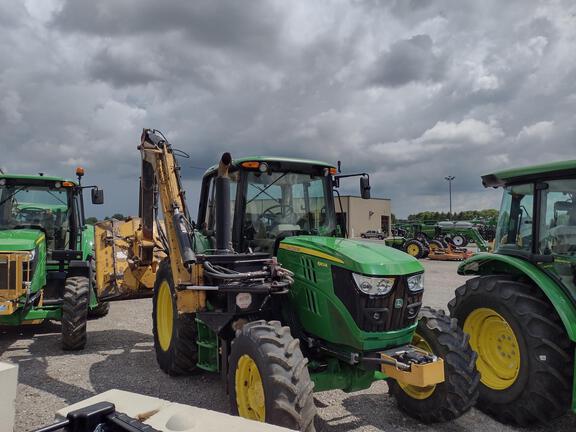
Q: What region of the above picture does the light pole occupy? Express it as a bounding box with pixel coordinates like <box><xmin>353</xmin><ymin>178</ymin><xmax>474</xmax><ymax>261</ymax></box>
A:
<box><xmin>444</xmin><ymin>176</ymin><xmax>455</xmax><ymax>219</ymax></box>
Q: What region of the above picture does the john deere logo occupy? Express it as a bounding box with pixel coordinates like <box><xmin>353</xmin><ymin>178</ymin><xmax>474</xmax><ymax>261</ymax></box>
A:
<box><xmin>394</xmin><ymin>299</ymin><xmax>404</xmax><ymax>309</ymax></box>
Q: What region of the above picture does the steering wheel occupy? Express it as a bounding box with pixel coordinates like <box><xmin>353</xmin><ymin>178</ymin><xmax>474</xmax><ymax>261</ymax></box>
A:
<box><xmin>261</xmin><ymin>204</ymin><xmax>296</xmax><ymax>225</ymax></box>
<box><xmin>14</xmin><ymin>207</ymin><xmax>49</xmax><ymax>223</ymax></box>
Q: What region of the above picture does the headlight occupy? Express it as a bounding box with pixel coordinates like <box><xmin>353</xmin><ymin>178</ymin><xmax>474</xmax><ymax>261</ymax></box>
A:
<box><xmin>407</xmin><ymin>273</ymin><xmax>424</xmax><ymax>292</ymax></box>
<box><xmin>352</xmin><ymin>273</ymin><xmax>395</xmax><ymax>295</ymax></box>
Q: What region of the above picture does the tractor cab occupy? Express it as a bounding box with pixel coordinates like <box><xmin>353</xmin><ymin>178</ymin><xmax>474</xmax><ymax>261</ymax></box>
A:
<box><xmin>484</xmin><ymin>163</ymin><xmax>576</xmax><ymax>301</ymax></box>
<box><xmin>0</xmin><ymin>176</ymin><xmax>78</xmax><ymax>256</ymax></box>
<box><xmin>198</xmin><ymin>157</ymin><xmax>367</xmax><ymax>254</ymax></box>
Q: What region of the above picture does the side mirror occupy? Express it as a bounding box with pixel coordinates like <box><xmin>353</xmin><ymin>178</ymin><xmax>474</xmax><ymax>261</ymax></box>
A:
<box><xmin>360</xmin><ymin>176</ymin><xmax>371</xmax><ymax>199</ymax></box>
<box><xmin>91</xmin><ymin>188</ymin><xmax>104</xmax><ymax>205</ymax></box>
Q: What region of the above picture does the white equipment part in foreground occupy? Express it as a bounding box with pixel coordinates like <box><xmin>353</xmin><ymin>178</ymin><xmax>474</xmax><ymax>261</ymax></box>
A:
<box><xmin>56</xmin><ymin>389</ymin><xmax>293</xmax><ymax>432</ymax></box>
<box><xmin>0</xmin><ymin>362</ymin><xmax>18</xmax><ymax>432</ymax></box>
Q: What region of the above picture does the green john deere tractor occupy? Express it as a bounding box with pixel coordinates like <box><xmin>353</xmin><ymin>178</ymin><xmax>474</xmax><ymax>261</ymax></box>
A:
<box><xmin>0</xmin><ymin>170</ymin><xmax>107</xmax><ymax>350</ymax></box>
<box><xmin>191</xmin><ymin>154</ymin><xmax>479</xmax><ymax>427</ymax></box>
<box><xmin>448</xmin><ymin>160</ymin><xmax>576</xmax><ymax>425</ymax></box>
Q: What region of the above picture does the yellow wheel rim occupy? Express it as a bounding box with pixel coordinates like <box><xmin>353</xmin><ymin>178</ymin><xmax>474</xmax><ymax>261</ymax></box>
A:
<box><xmin>406</xmin><ymin>244</ymin><xmax>420</xmax><ymax>256</ymax></box>
<box><xmin>398</xmin><ymin>333</ymin><xmax>437</xmax><ymax>400</ymax></box>
<box><xmin>156</xmin><ymin>280</ymin><xmax>174</xmax><ymax>352</ymax></box>
<box><xmin>235</xmin><ymin>354</ymin><xmax>266</xmax><ymax>421</ymax></box>
<box><xmin>463</xmin><ymin>308</ymin><xmax>520</xmax><ymax>390</ymax></box>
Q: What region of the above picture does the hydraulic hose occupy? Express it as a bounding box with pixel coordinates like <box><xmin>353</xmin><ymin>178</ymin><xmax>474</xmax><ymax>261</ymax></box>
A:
<box><xmin>202</xmin><ymin>261</ymin><xmax>269</xmax><ymax>280</ymax></box>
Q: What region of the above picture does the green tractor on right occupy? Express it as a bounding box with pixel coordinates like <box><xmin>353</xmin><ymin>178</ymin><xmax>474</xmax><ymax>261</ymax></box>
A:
<box><xmin>449</xmin><ymin>160</ymin><xmax>576</xmax><ymax>425</ymax></box>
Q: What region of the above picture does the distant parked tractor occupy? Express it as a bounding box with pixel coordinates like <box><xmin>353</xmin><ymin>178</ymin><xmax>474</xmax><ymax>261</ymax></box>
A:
<box><xmin>385</xmin><ymin>224</ymin><xmax>431</xmax><ymax>259</ymax></box>
<box><xmin>0</xmin><ymin>169</ymin><xmax>106</xmax><ymax>350</ymax></box>
<box><xmin>449</xmin><ymin>160</ymin><xmax>576</xmax><ymax>425</ymax></box>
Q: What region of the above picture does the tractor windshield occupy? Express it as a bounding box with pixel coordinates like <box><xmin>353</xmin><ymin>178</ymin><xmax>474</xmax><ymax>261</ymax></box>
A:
<box><xmin>0</xmin><ymin>184</ymin><xmax>70</xmax><ymax>249</ymax></box>
<box><xmin>240</xmin><ymin>170</ymin><xmax>335</xmax><ymax>253</ymax></box>
<box><xmin>538</xmin><ymin>179</ymin><xmax>576</xmax><ymax>299</ymax></box>
<box><xmin>495</xmin><ymin>179</ymin><xmax>576</xmax><ymax>300</ymax></box>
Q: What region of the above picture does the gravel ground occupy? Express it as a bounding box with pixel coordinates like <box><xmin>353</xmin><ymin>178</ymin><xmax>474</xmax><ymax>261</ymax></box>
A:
<box><xmin>2</xmin><ymin>257</ymin><xmax>575</xmax><ymax>432</ymax></box>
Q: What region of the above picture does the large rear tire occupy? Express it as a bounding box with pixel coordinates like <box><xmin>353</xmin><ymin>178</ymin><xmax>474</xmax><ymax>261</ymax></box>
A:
<box><xmin>388</xmin><ymin>307</ymin><xmax>479</xmax><ymax>423</ymax></box>
<box><xmin>152</xmin><ymin>260</ymin><xmax>198</xmax><ymax>376</ymax></box>
<box><xmin>448</xmin><ymin>276</ymin><xmax>574</xmax><ymax>425</ymax></box>
<box><xmin>229</xmin><ymin>320</ymin><xmax>316</xmax><ymax>431</ymax></box>
<box><xmin>61</xmin><ymin>276</ymin><xmax>89</xmax><ymax>350</ymax></box>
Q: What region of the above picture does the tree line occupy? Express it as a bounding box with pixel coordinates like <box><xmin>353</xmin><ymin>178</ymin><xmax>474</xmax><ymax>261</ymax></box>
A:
<box><xmin>404</xmin><ymin>209</ymin><xmax>499</xmax><ymax>222</ymax></box>
<box><xmin>85</xmin><ymin>214</ymin><xmax>125</xmax><ymax>225</ymax></box>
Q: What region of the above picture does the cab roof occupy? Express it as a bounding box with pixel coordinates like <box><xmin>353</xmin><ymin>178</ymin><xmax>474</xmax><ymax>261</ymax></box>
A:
<box><xmin>482</xmin><ymin>160</ymin><xmax>576</xmax><ymax>188</ymax></box>
<box><xmin>203</xmin><ymin>156</ymin><xmax>335</xmax><ymax>177</ymax></box>
<box><xmin>0</xmin><ymin>173</ymin><xmax>76</xmax><ymax>185</ymax></box>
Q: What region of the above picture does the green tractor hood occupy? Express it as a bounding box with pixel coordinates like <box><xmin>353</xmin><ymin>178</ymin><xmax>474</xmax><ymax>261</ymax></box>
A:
<box><xmin>0</xmin><ymin>229</ymin><xmax>44</xmax><ymax>251</ymax></box>
<box><xmin>280</xmin><ymin>236</ymin><xmax>423</xmax><ymax>275</ymax></box>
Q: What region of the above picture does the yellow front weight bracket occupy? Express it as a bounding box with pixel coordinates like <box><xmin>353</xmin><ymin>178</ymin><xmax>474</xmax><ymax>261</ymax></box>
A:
<box><xmin>381</xmin><ymin>346</ymin><xmax>445</xmax><ymax>387</ymax></box>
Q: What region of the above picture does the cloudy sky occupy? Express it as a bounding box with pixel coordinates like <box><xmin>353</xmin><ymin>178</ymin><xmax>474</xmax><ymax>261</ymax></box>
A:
<box><xmin>0</xmin><ymin>0</ymin><xmax>575</xmax><ymax>219</ymax></box>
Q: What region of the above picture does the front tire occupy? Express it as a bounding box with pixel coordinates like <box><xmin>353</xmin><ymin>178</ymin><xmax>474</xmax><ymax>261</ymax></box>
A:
<box><xmin>448</xmin><ymin>276</ymin><xmax>574</xmax><ymax>425</ymax></box>
<box><xmin>229</xmin><ymin>320</ymin><xmax>316</xmax><ymax>431</ymax></box>
<box><xmin>388</xmin><ymin>307</ymin><xmax>480</xmax><ymax>423</ymax></box>
<box><xmin>152</xmin><ymin>260</ymin><xmax>198</xmax><ymax>376</ymax></box>
<box><xmin>404</xmin><ymin>239</ymin><xmax>425</xmax><ymax>258</ymax></box>
<box><xmin>61</xmin><ymin>276</ymin><xmax>89</xmax><ymax>350</ymax></box>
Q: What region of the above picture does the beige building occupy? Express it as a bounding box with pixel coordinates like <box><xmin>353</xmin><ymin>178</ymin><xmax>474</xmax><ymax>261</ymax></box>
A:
<box><xmin>335</xmin><ymin>195</ymin><xmax>392</xmax><ymax>238</ymax></box>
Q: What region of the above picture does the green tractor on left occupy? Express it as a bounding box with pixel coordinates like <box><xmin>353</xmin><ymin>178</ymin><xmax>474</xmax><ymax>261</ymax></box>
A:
<box><xmin>0</xmin><ymin>169</ymin><xmax>107</xmax><ymax>350</ymax></box>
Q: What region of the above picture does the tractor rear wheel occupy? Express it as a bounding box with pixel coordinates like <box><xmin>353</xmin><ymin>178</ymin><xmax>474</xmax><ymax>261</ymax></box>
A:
<box><xmin>152</xmin><ymin>260</ymin><xmax>198</xmax><ymax>376</ymax></box>
<box><xmin>404</xmin><ymin>239</ymin><xmax>425</xmax><ymax>258</ymax></box>
<box><xmin>388</xmin><ymin>307</ymin><xmax>479</xmax><ymax>423</ymax></box>
<box><xmin>448</xmin><ymin>276</ymin><xmax>574</xmax><ymax>425</ymax></box>
<box><xmin>61</xmin><ymin>276</ymin><xmax>90</xmax><ymax>350</ymax></box>
<box><xmin>229</xmin><ymin>320</ymin><xmax>316</xmax><ymax>431</ymax></box>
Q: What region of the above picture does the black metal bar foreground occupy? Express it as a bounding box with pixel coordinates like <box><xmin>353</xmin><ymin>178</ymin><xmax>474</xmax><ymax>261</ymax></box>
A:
<box><xmin>32</xmin><ymin>402</ymin><xmax>160</xmax><ymax>432</ymax></box>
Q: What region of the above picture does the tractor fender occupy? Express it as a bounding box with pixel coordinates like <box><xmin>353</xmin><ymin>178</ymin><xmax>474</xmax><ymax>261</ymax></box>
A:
<box><xmin>458</xmin><ymin>252</ymin><xmax>576</xmax><ymax>342</ymax></box>
<box><xmin>81</xmin><ymin>224</ymin><xmax>95</xmax><ymax>261</ymax></box>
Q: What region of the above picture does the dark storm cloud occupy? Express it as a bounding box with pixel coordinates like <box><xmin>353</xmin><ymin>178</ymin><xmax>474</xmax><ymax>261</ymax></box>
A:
<box><xmin>369</xmin><ymin>34</ymin><xmax>446</xmax><ymax>87</ymax></box>
<box><xmin>89</xmin><ymin>48</ymin><xmax>163</xmax><ymax>88</ymax></box>
<box><xmin>0</xmin><ymin>0</ymin><xmax>575</xmax><ymax>219</ymax></box>
<box><xmin>51</xmin><ymin>0</ymin><xmax>282</xmax><ymax>58</ymax></box>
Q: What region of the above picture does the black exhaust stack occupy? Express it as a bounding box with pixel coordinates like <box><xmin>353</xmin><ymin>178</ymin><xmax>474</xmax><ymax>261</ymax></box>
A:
<box><xmin>215</xmin><ymin>152</ymin><xmax>232</xmax><ymax>252</ymax></box>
